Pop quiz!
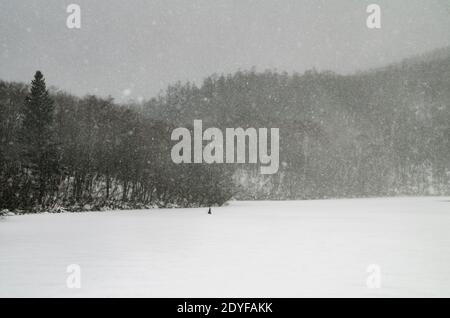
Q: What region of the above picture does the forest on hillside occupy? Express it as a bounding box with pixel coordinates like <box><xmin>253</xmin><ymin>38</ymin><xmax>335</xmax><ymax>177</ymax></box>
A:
<box><xmin>145</xmin><ymin>47</ymin><xmax>450</xmax><ymax>200</ymax></box>
<box><xmin>1</xmin><ymin>48</ymin><xmax>450</xmax><ymax>212</ymax></box>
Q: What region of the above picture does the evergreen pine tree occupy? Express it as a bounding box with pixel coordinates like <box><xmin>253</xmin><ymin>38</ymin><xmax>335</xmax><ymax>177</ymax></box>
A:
<box><xmin>21</xmin><ymin>71</ymin><xmax>59</xmax><ymax>208</ymax></box>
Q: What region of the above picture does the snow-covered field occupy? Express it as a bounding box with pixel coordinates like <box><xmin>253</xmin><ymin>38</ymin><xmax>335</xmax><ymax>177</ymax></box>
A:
<box><xmin>1</xmin><ymin>197</ymin><xmax>449</xmax><ymax>298</ymax></box>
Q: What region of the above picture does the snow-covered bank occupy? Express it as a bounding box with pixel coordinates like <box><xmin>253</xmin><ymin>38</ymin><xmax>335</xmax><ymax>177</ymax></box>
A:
<box><xmin>1</xmin><ymin>197</ymin><xmax>449</xmax><ymax>297</ymax></box>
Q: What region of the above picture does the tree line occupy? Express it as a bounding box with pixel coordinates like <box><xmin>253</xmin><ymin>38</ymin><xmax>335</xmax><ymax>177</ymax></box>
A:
<box><xmin>0</xmin><ymin>72</ymin><xmax>233</xmax><ymax>212</ymax></box>
<box><xmin>1</xmin><ymin>48</ymin><xmax>450</xmax><ymax>212</ymax></box>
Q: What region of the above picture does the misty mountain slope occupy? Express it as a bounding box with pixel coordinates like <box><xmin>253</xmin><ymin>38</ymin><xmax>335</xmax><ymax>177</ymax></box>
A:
<box><xmin>399</xmin><ymin>46</ymin><xmax>450</xmax><ymax>66</ymax></box>
<box><xmin>146</xmin><ymin>47</ymin><xmax>450</xmax><ymax>128</ymax></box>
<box><xmin>144</xmin><ymin>48</ymin><xmax>450</xmax><ymax>151</ymax></box>
<box><xmin>144</xmin><ymin>48</ymin><xmax>450</xmax><ymax>199</ymax></box>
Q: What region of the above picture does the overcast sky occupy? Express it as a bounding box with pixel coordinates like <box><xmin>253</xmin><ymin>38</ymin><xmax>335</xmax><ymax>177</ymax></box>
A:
<box><xmin>1</xmin><ymin>0</ymin><xmax>449</xmax><ymax>102</ymax></box>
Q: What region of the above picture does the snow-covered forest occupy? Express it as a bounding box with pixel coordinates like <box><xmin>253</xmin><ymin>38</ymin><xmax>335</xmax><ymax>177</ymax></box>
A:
<box><xmin>1</xmin><ymin>48</ymin><xmax>450</xmax><ymax>213</ymax></box>
<box><xmin>0</xmin><ymin>72</ymin><xmax>234</xmax><ymax>212</ymax></box>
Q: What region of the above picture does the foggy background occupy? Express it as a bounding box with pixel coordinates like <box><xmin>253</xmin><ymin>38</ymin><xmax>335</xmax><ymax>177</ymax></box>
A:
<box><xmin>1</xmin><ymin>0</ymin><xmax>450</xmax><ymax>102</ymax></box>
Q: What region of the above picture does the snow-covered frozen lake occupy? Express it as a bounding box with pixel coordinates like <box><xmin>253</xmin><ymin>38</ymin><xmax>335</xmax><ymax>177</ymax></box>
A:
<box><xmin>1</xmin><ymin>197</ymin><xmax>449</xmax><ymax>297</ymax></box>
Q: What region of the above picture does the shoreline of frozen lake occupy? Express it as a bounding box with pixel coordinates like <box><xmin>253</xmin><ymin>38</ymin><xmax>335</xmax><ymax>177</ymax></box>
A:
<box><xmin>1</xmin><ymin>197</ymin><xmax>449</xmax><ymax>297</ymax></box>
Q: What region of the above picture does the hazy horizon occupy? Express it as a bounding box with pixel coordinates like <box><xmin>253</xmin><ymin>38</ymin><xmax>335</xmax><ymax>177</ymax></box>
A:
<box><xmin>1</xmin><ymin>0</ymin><xmax>450</xmax><ymax>102</ymax></box>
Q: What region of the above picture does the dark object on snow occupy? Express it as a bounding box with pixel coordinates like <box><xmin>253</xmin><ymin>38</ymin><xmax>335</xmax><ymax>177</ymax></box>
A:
<box><xmin>208</xmin><ymin>207</ymin><xmax>212</xmax><ymax>215</ymax></box>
